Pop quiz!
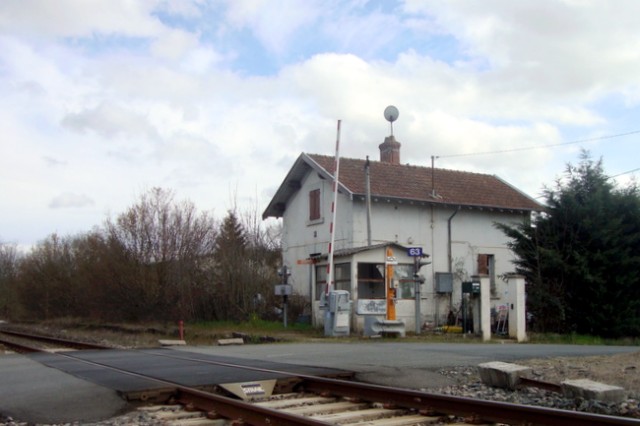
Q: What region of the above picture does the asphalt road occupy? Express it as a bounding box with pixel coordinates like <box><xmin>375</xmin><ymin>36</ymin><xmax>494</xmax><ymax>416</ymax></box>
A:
<box><xmin>2</xmin><ymin>341</ymin><xmax>639</xmax><ymax>424</ymax></box>
<box><xmin>178</xmin><ymin>341</ymin><xmax>640</xmax><ymax>389</ymax></box>
<box><xmin>179</xmin><ymin>341</ymin><xmax>640</xmax><ymax>370</ymax></box>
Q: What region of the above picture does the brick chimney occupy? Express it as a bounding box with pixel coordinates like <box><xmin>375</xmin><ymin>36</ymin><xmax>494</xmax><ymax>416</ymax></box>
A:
<box><xmin>378</xmin><ymin>135</ymin><xmax>401</xmax><ymax>164</ymax></box>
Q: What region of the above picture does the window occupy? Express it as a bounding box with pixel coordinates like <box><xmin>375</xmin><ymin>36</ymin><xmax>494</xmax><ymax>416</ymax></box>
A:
<box><xmin>309</xmin><ymin>189</ymin><xmax>321</xmax><ymax>221</ymax></box>
<box><xmin>357</xmin><ymin>262</ymin><xmax>416</xmax><ymax>299</ymax></box>
<box><xmin>394</xmin><ymin>264</ymin><xmax>416</xmax><ymax>299</ymax></box>
<box><xmin>315</xmin><ymin>263</ymin><xmax>350</xmax><ymax>300</ymax></box>
<box><xmin>477</xmin><ymin>254</ymin><xmax>496</xmax><ymax>294</ymax></box>
<box><xmin>357</xmin><ymin>263</ymin><xmax>385</xmax><ymax>299</ymax></box>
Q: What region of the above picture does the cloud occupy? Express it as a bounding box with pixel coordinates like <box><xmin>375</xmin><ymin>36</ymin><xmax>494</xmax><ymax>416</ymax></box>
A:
<box><xmin>49</xmin><ymin>192</ymin><xmax>95</xmax><ymax>209</ymax></box>
<box><xmin>42</xmin><ymin>156</ymin><xmax>68</xmax><ymax>167</ymax></box>
<box><xmin>0</xmin><ymin>0</ymin><xmax>164</xmax><ymax>38</ymax></box>
<box><xmin>223</xmin><ymin>0</ymin><xmax>321</xmax><ymax>55</ymax></box>
<box><xmin>150</xmin><ymin>28</ymin><xmax>200</xmax><ymax>60</ymax></box>
<box><xmin>405</xmin><ymin>0</ymin><xmax>640</xmax><ymax>101</ymax></box>
<box><xmin>61</xmin><ymin>101</ymin><xmax>159</xmax><ymax>140</ymax></box>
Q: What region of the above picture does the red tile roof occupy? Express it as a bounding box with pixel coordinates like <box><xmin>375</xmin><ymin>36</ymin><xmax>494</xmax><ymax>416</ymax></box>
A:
<box><xmin>308</xmin><ymin>154</ymin><xmax>542</xmax><ymax>211</ymax></box>
<box><xmin>262</xmin><ymin>153</ymin><xmax>542</xmax><ymax>219</ymax></box>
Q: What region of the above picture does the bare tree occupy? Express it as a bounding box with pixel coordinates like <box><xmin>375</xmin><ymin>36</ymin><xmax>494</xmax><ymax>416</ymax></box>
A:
<box><xmin>17</xmin><ymin>234</ymin><xmax>82</xmax><ymax>319</ymax></box>
<box><xmin>104</xmin><ymin>188</ymin><xmax>217</xmax><ymax>321</ymax></box>
<box><xmin>0</xmin><ymin>242</ymin><xmax>20</xmax><ymax>319</ymax></box>
<box><xmin>8</xmin><ymin>189</ymin><xmax>284</xmax><ymax>324</ymax></box>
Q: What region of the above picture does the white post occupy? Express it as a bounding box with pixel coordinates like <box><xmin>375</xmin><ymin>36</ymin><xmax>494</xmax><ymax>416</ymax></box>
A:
<box><xmin>323</xmin><ymin>120</ymin><xmax>341</xmax><ymax>337</ymax></box>
<box><xmin>325</xmin><ymin>120</ymin><xmax>341</xmax><ymax>297</ymax></box>
<box><xmin>472</xmin><ymin>275</ymin><xmax>491</xmax><ymax>341</ymax></box>
<box><xmin>507</xmin><ymin>274</ymin><xmax>527</xmax><ymax>342</ymax></box>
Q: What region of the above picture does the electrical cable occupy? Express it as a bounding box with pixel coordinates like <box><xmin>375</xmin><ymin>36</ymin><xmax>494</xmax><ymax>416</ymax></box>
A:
<box><xmin>609</xmin><ymin>167</ymin><xmax>640</xmax><ymax>178</ymax></box>
<box><xmin>438</xmin><ymin>129</ymin><xmax>640</xmax><ymax>159</ymax></box>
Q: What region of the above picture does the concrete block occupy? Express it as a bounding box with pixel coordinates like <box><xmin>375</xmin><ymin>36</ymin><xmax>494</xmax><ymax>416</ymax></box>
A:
<box><xmin>364</xmin><ymin>318</ymin><xmax>406</xmax><ymax>337</ymax></box>
<box><xmin>158</xmin><ymin>339</ymin><xmax>186</xmax><ymax>346</ymax></box>
<box><xmin>217</xmin><ymin>338</ymin><xmax>244</xmax><ymax>346</ymax></box>
<box><xmin>478</xmin><ymin>361</ymin><xmax>531</xmax><ymax>390</ymax></box>
<box><xmin>561</xmin><ymin>379</ymin><xmax>626</xmax><ymax>403</ymax></box>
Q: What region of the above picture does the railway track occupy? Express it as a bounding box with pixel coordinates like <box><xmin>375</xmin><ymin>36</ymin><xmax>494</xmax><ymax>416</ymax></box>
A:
<box><xmin>0</xmin><ymin>328</ymin><xmax>111</xmax><ymax>352</ymax></box>
<box><xmin>1</xmin><ymin>328</ymin><xmax>639</xmax><ymax>426</ymax></box>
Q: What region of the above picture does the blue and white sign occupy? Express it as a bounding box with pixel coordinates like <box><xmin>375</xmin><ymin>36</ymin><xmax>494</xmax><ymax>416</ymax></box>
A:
<box><xmin>407</xmin><ymin>247</ymin><xmax>423</xmax><ymax>257</ymax></box>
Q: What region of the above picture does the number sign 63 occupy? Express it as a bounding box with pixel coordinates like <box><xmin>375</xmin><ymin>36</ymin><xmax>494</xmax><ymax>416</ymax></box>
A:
<box><xmin>407</xmin><ymin>247</ymin><xmax>423</xmax><ymax>257</ymax></box>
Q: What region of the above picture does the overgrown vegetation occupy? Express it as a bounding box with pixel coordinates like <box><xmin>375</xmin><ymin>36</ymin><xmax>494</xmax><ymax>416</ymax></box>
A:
<box><xmin>0</xmin><ymin>188</ymin><xmax>291</xmax><ymax>325</ymax></box>
<box><xmin>497</xmin><ymin>152</ymin><xmax>640</xmax><ymax>337</ymax></box>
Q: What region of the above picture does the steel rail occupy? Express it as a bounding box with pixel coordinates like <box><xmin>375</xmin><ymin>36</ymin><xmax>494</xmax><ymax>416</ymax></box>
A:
<box><xmin>54</xmin><ymin>352</ymin><xmax>331</xmax><ymax>426</ymax></box>
<box><xmin>174</xmin><ymin>388</ymin><xmax>330</xmax><ymax>426</ymax></box>
<box><xmin>2</xmin><ymin>340</ymin><xmax>330</xmax><ymax>426</ymax></box>
<box><xmin>138</xmin><ymin>349</ymin><xmax>640</xmax><ymax>426</ymax></box>
<box><xmin>0</xmin><ymin>329</ymin><xmax>111</xmax><ymax>350</ymax></box>
<box><xmin>300</xmin><ymin>375</ymin><xmax>639</xmax><ymax>426</ymax></box>
<box><xmin>0</xmin><ymin>336</ymin><xmax>41</xmax><ymax>353</ymax></box>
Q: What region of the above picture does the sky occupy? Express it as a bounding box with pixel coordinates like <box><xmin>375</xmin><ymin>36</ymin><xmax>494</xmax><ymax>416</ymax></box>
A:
<box><xmin>1</xmin><ymin>0</ymin><xmax>639</xmax><ymax>251</ymax></box>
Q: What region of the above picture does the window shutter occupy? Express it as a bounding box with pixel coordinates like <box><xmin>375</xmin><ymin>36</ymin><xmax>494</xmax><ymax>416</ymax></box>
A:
<box><xmin>309</xmin><ymin>189</ymin><xmax>320</xmax><ymax>220</ymax></box>
<box><xmin>477</xmin><ymin>254</ymin><xmax>489</xmax><ymax>275</ymax></box>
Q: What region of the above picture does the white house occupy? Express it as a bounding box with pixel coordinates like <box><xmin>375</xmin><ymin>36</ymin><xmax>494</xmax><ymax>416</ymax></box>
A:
<box><xmin>263</xmin><ymin>134</ymin><xmax>541</xmax><ymax>334</ymax></box>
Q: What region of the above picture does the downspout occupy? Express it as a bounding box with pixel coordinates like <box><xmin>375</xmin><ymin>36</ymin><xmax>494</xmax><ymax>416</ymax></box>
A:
<box><xmin>447</xmin><ymin>206</ymin><xmax>461</xmax><ymax>311</ymax></box>
<box><xmin>365</xmin><ymin>156</ymin><xmax>372</xmax><ymax>246</ymax></box>
<box><xmin>447</xmin><ymin>206</ymin><xmax>461</xmax><ymax>273</ymax></box>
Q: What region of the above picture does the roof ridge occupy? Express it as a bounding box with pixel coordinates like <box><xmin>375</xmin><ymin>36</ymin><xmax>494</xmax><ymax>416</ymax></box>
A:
<box><xmin>306</xmin><ymin>152</ymin><xmax>495</xmax><ymax>177</ymax></box>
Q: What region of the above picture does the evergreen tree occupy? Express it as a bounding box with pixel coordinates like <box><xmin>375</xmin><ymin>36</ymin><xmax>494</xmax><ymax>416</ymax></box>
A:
<box><xmin>210</xmin><ymin>210</ymin><xmax>281</xmax><ymax>322</ymax></box>
<box><xmin>497</xmin><ymin>152</ymin><xmax>640</xmax><ymax>337</ymax></box>
<box><xmin>212</xmin><ymin>211</ymin><xmax>249</xmax><ymax>321</ymax></box>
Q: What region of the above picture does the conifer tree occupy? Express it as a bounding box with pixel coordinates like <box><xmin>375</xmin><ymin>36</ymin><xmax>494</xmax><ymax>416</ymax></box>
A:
<box><xmin>497</xmin><ymin>152</ymin><xmax>640</xmax><ymax>336</ymax></box>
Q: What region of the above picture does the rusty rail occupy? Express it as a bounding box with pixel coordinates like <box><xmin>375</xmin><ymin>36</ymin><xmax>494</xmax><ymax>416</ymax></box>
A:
<box><xmin>145</xmin><ymin>350</ymin><xmax>640</xmax><ymax>426</ymax></box>
<box><xmin>0</xmin><ymin>336</ymin><xmax>41</xmax><ymax>353</ymax></box>
<box><xmin>299</xmin><ymin>375</ymin><xmax>638</xmax><ymax>426</ymax></box>
<box><xmin>0</xmin><ymin>329</ymin><xmax>111</xmax><ymax>350</ymax></box>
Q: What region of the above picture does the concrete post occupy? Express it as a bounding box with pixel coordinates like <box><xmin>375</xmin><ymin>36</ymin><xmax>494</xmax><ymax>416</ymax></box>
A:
<box><xmin>472</xmin><ymin>275</ymin><xmax>491</xmax><ymax>341</ymax></box>
<box><xmin>507</xmin><ymin>274</ymin><xmax>527</xmax><ymax>342</ymax></box>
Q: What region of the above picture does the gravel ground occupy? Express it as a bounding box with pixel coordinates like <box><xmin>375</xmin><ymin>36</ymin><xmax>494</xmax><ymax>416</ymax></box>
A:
<box><xmin>434</xmin><ymin>351</ymin><xmax>640</xmax><ymax>418</ymax></box>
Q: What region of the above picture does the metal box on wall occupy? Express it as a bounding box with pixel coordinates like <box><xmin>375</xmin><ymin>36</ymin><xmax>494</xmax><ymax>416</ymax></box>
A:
<box><xmin>435</xmin><ymin>272</ymin><xmax>453</xmax><ymax>293</ymax></box>
<box><xmin>462</xmin><ymin>281</ymin><xmax>480</xmax><ymax>294</ymax></box>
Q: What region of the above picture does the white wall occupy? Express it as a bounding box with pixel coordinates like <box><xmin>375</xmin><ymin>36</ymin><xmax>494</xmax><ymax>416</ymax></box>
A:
<box><xmin>281</xmin><ymin>171</ymin><xmax>354</xmax><ymax>297</ymax></box>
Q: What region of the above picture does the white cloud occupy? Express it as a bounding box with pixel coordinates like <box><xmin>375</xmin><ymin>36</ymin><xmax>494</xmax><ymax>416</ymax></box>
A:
<box><xmin>404</xmin><ymin>0</ymin><xmax>640</xmax><ymax>102</ymax></box>
<box><xmin>61</xmin><ymin>101</ymin><xmax>159</xmax><ymax>139</ymax></box>
<box><xmin>151</xmin><ymin>29</ymin><xmax>200</xmax><ymax>60</ymax></box>
<box><xmin>223</xmin><ymin>0</ymin><xmax>321</xmax><ymax>55</ymax></box>
<box><xmin>49</xmin><ymin>193</ymin><xmax>95</xmax><ymax>209</ymax></box>
<box><xmin>0</xmin><ymin>0</ymin><xmax>165</xmax><ymax>38</ymax></box>
<box><xmin>321</xmin><ymin>6</ymin><xmax>402</xmax><ymax>56</ymax></box>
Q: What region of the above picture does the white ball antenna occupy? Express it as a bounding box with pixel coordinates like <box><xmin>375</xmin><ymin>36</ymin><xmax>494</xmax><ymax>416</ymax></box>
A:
<box><xmin>383</xmin><ymin>105</ymin><xmax>399</xmax><ymax>135</ymax></box>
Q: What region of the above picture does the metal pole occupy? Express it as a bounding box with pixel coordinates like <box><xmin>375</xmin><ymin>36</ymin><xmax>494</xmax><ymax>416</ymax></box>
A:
<box><xmin>282</xmin><ymin>266</ymin><xmax>288</xmax><ymax>328</ymax></box>
<box><xmin>415</xmin><ymin>258</ymin><xmax>421</xmax><ymax>335</ymax></box>
<box><xmin>365</xmin><ymin>156</ymin><xmax>372</xmax><ymax>246</ymax></box>
<box><xmin>325</xmin><ymin>120</ymin><xmax>341</xmax><ymax>296</ymax></box>
<box><xmin>283</xmin><ymin>295</ymin><xmax>288</xmax><ymax>328</ymax></box>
